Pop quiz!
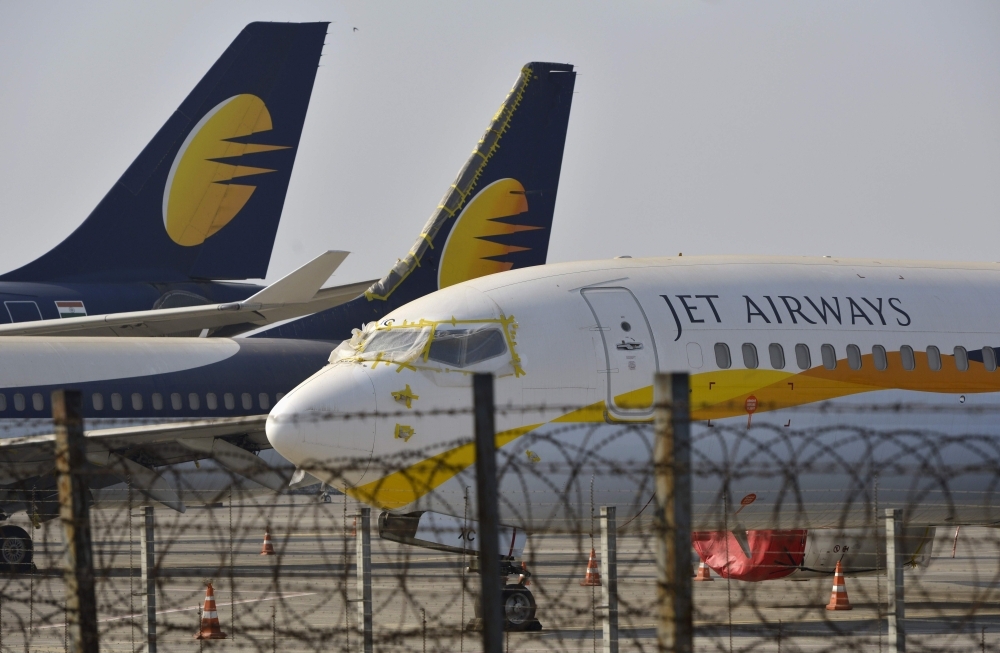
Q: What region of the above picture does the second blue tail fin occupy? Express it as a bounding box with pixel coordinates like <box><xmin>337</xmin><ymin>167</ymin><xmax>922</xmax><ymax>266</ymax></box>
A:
<box><xmin>257</xmin><ymin>62</ymin><xmax>576</xmax><ymax>340</ymax></box>
<box><xmin>2</xmin><ymin>21</ymin><xmax>328</xmax><ymax>283</ymax></box>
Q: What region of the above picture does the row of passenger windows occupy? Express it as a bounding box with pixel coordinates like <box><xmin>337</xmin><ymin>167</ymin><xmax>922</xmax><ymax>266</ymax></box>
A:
<box><xmin>714</xmin><ymin>342</ymin><xmax>991</xmax><ymax>372</ymax></box>
<box><xmin>0</xmin><ymin>391</ymin><xmax>282</xmax><ymax>413</ymax></box>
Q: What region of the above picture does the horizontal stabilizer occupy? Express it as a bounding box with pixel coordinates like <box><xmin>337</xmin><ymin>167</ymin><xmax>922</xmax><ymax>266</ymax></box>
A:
<box><xmin>247</xmin><ymin>250</ymin><xmax>349</xmax><ymax>305</ymax></box>
<box><xmin>0</xmin><ymin>251</ymin><xmax>374</xmax><ymax>338</ymax></box>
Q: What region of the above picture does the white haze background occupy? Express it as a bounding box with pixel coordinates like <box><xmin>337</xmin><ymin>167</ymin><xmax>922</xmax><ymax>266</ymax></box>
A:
<box><xmin>0</xmin><ymin>2</ymin><xmax>996</xmax><ymax>287</ymax></box>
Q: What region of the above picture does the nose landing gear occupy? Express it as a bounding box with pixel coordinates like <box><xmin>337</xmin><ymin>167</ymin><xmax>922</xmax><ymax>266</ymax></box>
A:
<box><xmin>469</xmin><ymin>561</ymin><xmax>542</xmax><ymax>632</ymax></box>
<box><xmin>501</xmin><ymin>584</ymin><xmax>539</xmax><ymax>631</ymax></box>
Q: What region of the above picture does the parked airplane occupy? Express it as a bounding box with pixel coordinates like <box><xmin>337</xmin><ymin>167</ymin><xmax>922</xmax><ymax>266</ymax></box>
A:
<box><xmin>0</xmin><ymin>62</ymin><xmax>577</xmax><ymax>570</ymax></box>
<box><xmin>0</xmin><ymin>22</ymin><xmax>327</xmax><ymax>327</ymax></box>
<box><xmin>266</xmin><ymin>254</ymin><xmax>1000</xmax><ymax>628</ymax></box>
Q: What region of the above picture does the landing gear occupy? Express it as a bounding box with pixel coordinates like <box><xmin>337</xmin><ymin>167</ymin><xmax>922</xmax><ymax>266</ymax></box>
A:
<box><xmin>0</xmin><ymin>525</ymin><xmax>33</xmax><ymax>572</ymax></box>
<box><xmin>468</xmin><ymin>561</ymin><xmax>542</xmax><ymax>632</ymax></box>
<box><xmin>502</xmin><ymin>585</ymin><xmax>539</xmax><ymax>631</ymax></box>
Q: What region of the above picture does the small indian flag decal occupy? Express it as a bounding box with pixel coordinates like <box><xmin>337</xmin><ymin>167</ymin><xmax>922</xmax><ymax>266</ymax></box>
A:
<box><xmin>55</xmin><ymin>301</ymin><xmax>87</xmax><ymax>319</ymax></box>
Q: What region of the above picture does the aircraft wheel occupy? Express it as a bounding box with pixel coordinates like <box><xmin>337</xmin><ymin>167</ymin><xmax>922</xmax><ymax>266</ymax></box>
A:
<box><xmin>502</xmin><ymin>586</ymin><xmax>537</xmax><ymax>631</ymax></box>
<box><xmin>0</xmin><ymin>526</ymin><xmax>33</xmax><ymax>572</ymax></box>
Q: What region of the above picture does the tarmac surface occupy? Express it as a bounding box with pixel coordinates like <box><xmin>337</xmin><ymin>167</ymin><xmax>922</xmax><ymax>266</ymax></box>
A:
<box><xmin>1</xmin><ymin>493</ymin><xmax>999</xmax><ymax>652</ymax></box>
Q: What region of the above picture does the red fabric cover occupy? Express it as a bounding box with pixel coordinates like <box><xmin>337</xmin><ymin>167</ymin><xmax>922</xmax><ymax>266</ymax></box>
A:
<box><xmin>692</xmin><ymin>529</ymin><xmax>807</xmax><ymax>581</ymax></box>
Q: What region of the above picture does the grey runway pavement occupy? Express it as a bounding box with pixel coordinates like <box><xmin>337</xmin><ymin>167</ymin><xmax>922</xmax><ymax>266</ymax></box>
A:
<box><xmin>0</xmin><ymin>494</ymin><xmax>999</xmax><ymax>651</ymax></box>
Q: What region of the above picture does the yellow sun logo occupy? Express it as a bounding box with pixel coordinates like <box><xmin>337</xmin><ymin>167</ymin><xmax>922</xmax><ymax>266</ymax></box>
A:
<box><xmin>438</xmin><ymin>178</ymin><xmax>542</xmax><ymax>289</ymax></box>
<box><xmin>162</xmin><ymin>94</ymin><xmax>289</xmax><ymax>247</ymax></box>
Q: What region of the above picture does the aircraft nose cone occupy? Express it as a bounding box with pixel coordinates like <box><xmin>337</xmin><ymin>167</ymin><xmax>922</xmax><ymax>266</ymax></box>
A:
<box><xmin>267</xmin><ymin>364</ymin><xmax>377</xmax><ymax>487</ymax></box>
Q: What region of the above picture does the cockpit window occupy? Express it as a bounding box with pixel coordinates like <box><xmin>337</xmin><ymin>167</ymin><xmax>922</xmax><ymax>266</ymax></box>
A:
<box><xmin>329</xmin><ymin>318</ymin><xmax>522</xmax><ymax>377</ymax></box>
<box><xmin>428</xmin><ymin>328</ymin><xmax>507</xmax><ymax>368</ymax></box>
<box><xmin>362</xmin><ymin>329</ymin><xmax>425</xmax><ymax>357</ymax></box>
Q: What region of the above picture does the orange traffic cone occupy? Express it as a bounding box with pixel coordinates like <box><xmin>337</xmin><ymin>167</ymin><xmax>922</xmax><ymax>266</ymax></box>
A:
<box><xmin>825</xmin><ymin>560</ymin><xmax>852</xmax><ymax>611</ymax></box>
<box><xmin>518</xmin><ymin>561</ymin><xmax>531</xmax><ymax>587</ymax></box>
<box><xmin>260</xmin><ymin>527</ymin><xmax>276</xmax><ymax>556</ymax></box>
<box><xmin>694</xmin><ymin>561</ymin><xmax>713</xmax><ymax>582</ymax></box>
<box><xmin>195</xmin><ymin>582</ymin><xmax>228</xmax><ymax>639</ymax></box>
<box><xmin>581</xmin><ymin>547</ymin><xmax>601</xmax><ymax>586</ymax></box>
<box><xmin>351</xmin><ymin>517</ymin><xmax>357</xmax><ymax>537</ymax></box>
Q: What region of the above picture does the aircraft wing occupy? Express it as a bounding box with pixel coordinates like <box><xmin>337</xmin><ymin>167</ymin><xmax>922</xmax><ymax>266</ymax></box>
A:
<box><xmin>0</xmin><ymin>415</ymin><xmax>299</xmax><ymax>512</ymax></box>
<box><xmin>0</xmin><ymin>251</ymin><xmax>376</xmax><ymax>338</ymax></box>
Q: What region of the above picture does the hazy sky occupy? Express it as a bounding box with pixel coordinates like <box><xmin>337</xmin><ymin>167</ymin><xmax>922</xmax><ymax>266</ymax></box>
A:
<box><xmin>0</xmin><ymin>2</ymin><xmax>997</xmax><ymax>287</ymax></box>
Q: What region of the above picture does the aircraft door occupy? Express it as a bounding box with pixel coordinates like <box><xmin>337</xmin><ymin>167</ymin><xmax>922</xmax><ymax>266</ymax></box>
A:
<box><xmin>581</xmin><ymin>287</ymin><xmax>659</xmax><ymax>417</ymax></box>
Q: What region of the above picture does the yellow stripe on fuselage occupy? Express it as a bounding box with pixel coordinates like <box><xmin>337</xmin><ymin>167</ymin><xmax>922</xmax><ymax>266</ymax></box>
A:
<box><xmin>347</xmin><ymin>350</ymin><xmax>1000</xmax><ymax>510</ymax></box>
<box><xmin>345</xmin><ymin>423</ymin><xmax>542</xmax><ymax>510</ymax></box>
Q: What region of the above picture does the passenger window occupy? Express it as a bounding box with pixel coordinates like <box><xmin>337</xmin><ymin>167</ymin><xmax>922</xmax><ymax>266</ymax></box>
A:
<box><xmin>92</xmin><ymin>393</ymin><xmax>104</xmax><ymax>411</ymax></box>
<box><xmin>241</xmin><ymin>393</ymin><xmax>253</xmax><ymax>410</ymax></box>
<box><xmin>206</xmin><ymin>393</ymin><xmax>218</xmax><ymax>410</ymax></box>
<box><xmin>872</xmin><ymin>345</ymin><xmax>887</xmax><ymax>371</ymax></box>
<box><xmin>954</xmin><ymin>346</ymin><xmax>969</xmax><ymax>372</ymax></box>
<box><xmin>795</xmin><ymin>344</ymin><xmax>811</xmax><ymax>370</ymax></box>
<box><xmin>259</xmin><ymin>393</ymin><xmax>270</xmax><ymax>410</ymax></box>
<box><xmin>427</xmin><ymin>328</ymin><xmax>507</xmax><ymax>368</ymax></box>
<box><xmin>742</xmin><ymin>343</ymin><xmax>758</xmax><ymax>369</ymax></box>
<box><xmin>131</xmin><ymin>393</ymin><xmax>143</xmax><ymax>410</ymax></box>
<box><xmin>768</xmin><ymin>343</ymin><xmax>785</xmax><ymax>369</ymax></box>
<box><xmin>13</xmin><ymin>394</ymin><xmax>24</xmax><ymax>412</ymax></box>
<box><xmin>111</xmin><ymin>393</ymin><xmax>123</xmax><ymax>411</ymax></box>
<box><xmin>0</xmin><ymin>394</ymin><xmax>6</xmax><ymax>411</ymax></box>
<box><xmin>152</xmin><ymin>393</ymin><xmax>163</xmax><ymax>410</ymax></box>
<box><xmin>985</xmin><ymin>347</ymin><xmax>997</xmax><ymax>372</ymax></box>
<box><xmin>276</xmin><ymin>392</ymin><xmax>285</xmax><ymax>403</ymax></box>
<box><xmin>900</xmin><ymin>345</ymin><xmax>915</xmax><ymax>371</ymax></box>
<box><xmin>821</xmin><ymin>344</ymin><xmax>837</xmax><ymax>370</ymax></box>
<box><xmin>170</xmin><ymin>393</ymin><xmax>182</xmax><ymax>410</ymax></box>
<box><xmin>31</xmin><ymin>393</ymin><xmax>43</xmax><ymax>411</ymax></box>
<box><xmin>846</xmin><ymin>345</ymin><xmax>862</xmax><ymax>370</ymax></box>
<box><xmin>926</xmin><ymin>346</ymin><xmax>941</xmax><ymax>371</ymax></box>
<box><xmin>188</xmin><ymin>393</ymin><xmax>200</xmax><ymax>410</ymax></box>
<box><xmin>714</xmin><ymin>343</ymin><xmax>731</xmax><ymax>369</ymax></box>
<box><xmin>224</xmin><ymin>393</ymin><xmax>235</xmax><ymax>410</ymax></box>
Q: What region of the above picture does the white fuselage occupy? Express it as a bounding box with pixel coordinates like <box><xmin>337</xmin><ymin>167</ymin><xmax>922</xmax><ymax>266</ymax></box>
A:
<box><xmin>267</xmin><ymin>256</ymin><xmax>1000</xmax><ymax>534</ymax></box>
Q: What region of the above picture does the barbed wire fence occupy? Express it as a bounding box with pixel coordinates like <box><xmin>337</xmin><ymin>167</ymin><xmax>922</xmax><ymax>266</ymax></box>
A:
<box><xmin>0</xmin><ymin>378</ymin><xmax>998</xmax><ymax>650</ymax></box>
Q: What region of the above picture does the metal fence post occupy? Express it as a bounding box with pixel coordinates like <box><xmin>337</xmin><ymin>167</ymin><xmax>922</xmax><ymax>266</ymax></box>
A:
<box><xmin>53</xmin><ymin>389</ymin><xmax>99</xmax><ymax>653</ymax></box>
<box><xmin>473</xmin><ymin>373</ymin><xmax>503</xmax><ymax>653</ymax></box>
<box><xmin>653</xmin><ymin>373</ymin><xmax>693</xmax><ymax>653</ymax></box>
<box><xmin>600</xmin><ymin>506</ymin><xmax>619</xmax><ymax>653</ymax></box>
<box><xmin>355</xmin><ymin>507</ymin><xmax>373</xmax><ymax>653</ymax></box>
<box><xmin>140</xmin><ymin>506</ymin><xmax>156</xmax><ymax>653</ymax></box>
<box><xmin>885</xmin><ymin>508</ymin><xmax>905</xmax><ymax>652</ymax></box>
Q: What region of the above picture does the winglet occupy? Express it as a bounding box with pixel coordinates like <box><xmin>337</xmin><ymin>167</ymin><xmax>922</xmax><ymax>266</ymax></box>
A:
<box><xmin>246</xmin><ymin>251</ymin><xmax>349</xmax><ymax>306</ymax></box>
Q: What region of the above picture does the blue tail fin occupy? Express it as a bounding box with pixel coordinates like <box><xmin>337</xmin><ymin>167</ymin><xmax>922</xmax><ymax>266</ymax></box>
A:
<box><xmin>2</xmin><ymin>22</ymin><xmax>328</xmax><ymax>283</ymax></box>
<box><xmin>257</xmin><ymin>62</ymin><xmax>576</xmax><ymax>340</ymax></box>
